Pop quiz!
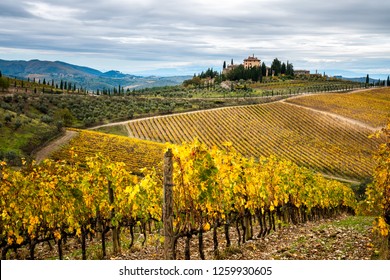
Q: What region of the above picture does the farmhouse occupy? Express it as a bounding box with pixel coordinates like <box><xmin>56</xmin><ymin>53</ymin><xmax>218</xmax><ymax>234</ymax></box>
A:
<box><xmin>223</xmin><ymin>54</ymin><xmax>261</xmax><ymax>75</ymax></box>
<box><xmin>243</xmin><ymin>54</ymin><xmax>261</xmax><ymax>69</ymax></box>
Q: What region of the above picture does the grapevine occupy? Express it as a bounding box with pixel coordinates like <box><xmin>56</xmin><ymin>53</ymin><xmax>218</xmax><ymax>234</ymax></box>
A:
<box><xmin>286</xmin><ymin>87</ymin><xmax>390</xmax><ymax>128</ymax></box>
<box><xmin>0</xmin><ymin>140</ymin><xmax>358</xmax><ymax>259</ymax></box>
<box><xmin>127</xmin><ymin>102</ymin><xmax>380</xmax><ymax>180</ymax></box>
<box><xmin>362</xmin><ymin>123</ymin><xmax>390</xmax><ymax>241</ymax></box>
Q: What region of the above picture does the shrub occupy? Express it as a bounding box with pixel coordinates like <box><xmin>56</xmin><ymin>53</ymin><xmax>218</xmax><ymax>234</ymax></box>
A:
<box><xmin>41</xmin><ymin>115</ymin><xmax>53</xmax><ymax>124</ymax></box>
<box><xmin>4</xmin><ymin>113</ymin><xmax>13</xmax><ymax>123</ymax></box>
<box><xmin>14</xmin><ymin>119</ymin><xmax>22</xmax><ymax>130</ymax></box>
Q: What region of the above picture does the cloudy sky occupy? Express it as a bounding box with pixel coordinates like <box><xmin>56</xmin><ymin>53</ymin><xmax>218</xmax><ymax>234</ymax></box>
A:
<box><xmin>0</xmin><ymin>0</ymin><xmax>389</xmax><ymax>77</ymax></box>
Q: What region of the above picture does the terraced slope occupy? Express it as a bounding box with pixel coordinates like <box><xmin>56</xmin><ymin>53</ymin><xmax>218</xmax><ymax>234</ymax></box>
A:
<box><xmin>126</xmin><ymin>102</ymin><xmax>381</xmax><ymax>180</ymax></box>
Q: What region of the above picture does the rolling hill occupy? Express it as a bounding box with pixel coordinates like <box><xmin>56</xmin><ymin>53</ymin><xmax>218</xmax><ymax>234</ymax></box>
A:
<box><xmin>0</xmin><ymin>59</ymin><xmax>190</xmax><ymax>90</ymax></box>
<box><xmin>46</xmin><ymin>88</ymin><xmax>387</xmax><ymax>181</ymax></box>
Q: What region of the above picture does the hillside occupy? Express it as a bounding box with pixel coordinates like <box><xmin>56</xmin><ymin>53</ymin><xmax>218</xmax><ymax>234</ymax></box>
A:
<box><xmin>50</xmin><ymin>129</ymin><xmax>166</xmax><ymax>174</ymax></box>
<box><xmin>2</xmin><ymin>72</ymin><xmax>386</xmax><ymax>180</ymax></box>
<box><xmin>286</xmin><ymin>87</ymin><xmax>390</xmax><ymax>128</ymax></box>
<box><xmin>121</xmin><ymin>100</ymin><xmax>380</xmax><ymax>180</ymax></box>
<box><xmin>0</xmin><ymin>59</ymin><xmax>190</xmax><ymax>90</ymax></box>
<box><xmin>39</xmin><ymin>88</ymin><xmax>388</xmax><ymax>181</ymax></box>
<box><xmin>0</xmin><ymin>108</ymin><xmax>59</xmax><ymax>164</ymax></box>
<box><xmin>40</xmin><ymin>88</ymin><xmax>386</xmax><ymax>182</ymax></box>
<box><xmin>0</xmin><ymin>75</ymin><xmax>286</xmax><ymax>166</ymax></box>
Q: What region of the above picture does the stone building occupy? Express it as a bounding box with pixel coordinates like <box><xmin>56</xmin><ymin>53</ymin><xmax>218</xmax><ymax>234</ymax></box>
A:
<box><xmin>243</xmin><ymin>54</ymin><xmax>261</xmax><ymax>69</ymax></box>
<box><xmin>222</xmin><ymin>63</ymin><xmax>239</xmax><ymax>75</ymax></box>
<box><xmin>223</xmin><ymin>54</ymin><xmax>262</xmax><ymax>75</ymax></box>
<box><xmin>294</xmin><ymin>70</ymin><xmax>310</xmax><ymax>76</ymax></box>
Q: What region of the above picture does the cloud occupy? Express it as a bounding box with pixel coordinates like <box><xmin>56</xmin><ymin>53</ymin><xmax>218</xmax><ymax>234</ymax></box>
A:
<box><xmin>24</xmin><ymin>1</ymin><xmax>84</xmax><ymax>21</ymax></box>
<box><xmin>0</xmin><ymin>0</ymin><xmax>388</xmax><ymax>76</ymax></box>
<box><xmin>0</xmin><ymin>1</ymin><xmax>32</xmax><ymax>17</ymax></box>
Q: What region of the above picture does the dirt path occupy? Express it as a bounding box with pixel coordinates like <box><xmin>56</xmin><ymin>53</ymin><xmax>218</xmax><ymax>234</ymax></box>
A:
<box><xmin>282</xmin><ymin>100</ymin><xmax>379</xmax><ymax>132</ymax></box>
<box><xmin>321</xmin><ymin>174</ymin><xmax>361</xmax><ymax>185</ymax></box>
<box><xmin>281</xmin><ymin>87</ymin><xmax>385</xmax><ymax>132</ymax></box>
<box><xmin>35</xmin><ymin>130</ymin><xmax>78</xmax><ymax>163</ymax></box>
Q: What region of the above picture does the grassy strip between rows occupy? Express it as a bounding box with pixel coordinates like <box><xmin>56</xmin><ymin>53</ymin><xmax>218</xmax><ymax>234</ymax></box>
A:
<box><xmin>286</xmin><ymin>87</ymin><xmax>390</xmax><ymax>128</ymax></box>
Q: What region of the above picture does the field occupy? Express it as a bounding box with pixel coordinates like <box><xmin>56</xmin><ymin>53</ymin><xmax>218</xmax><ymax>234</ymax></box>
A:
<box><xmin>50</xmin><ymin>129</ymin><xmax>166</xmax><ymax>174</ymax></box>
<box><xmin>286</xmin><ymin>87</ymin><xmax>390</xmax><ymax>128</ymax></box>
<box><xmin>123</xmin><ymin>101</ymin><xmax>381</xmax><ymax>180</ymax></box>
<box><xmin>0</xmin><ymin>75</ymin><xmax>372</xmax><ymax>167</ymax></box>
<box><xmin>47</xmin><ymin>88</ymin><xmax>389</xmax><ymax>181</ymax></box>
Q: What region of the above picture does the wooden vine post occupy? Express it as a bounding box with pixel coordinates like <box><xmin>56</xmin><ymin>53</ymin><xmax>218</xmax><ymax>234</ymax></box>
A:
<box><xmin>163</xmin><ymin>148</ymin><xmax>175</xmax><ymax>259</ymax></box>
<box><xmin>109</xmin><ymin>180</ymin><xmax>120</xmax><ymax>255</ymax></box>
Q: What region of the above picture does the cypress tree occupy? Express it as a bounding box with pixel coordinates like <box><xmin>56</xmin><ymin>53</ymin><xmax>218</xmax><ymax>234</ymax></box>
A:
<box><xmin>365</xmin><ymin>74</ymin><xmax>369</xmax><ymax>84</ymax></box>
<box><xmin>281</xmin><ymin>62</ymin><xmax>286</xmax><ymax>75</ymax></box>
<box><xmin>387</xmin><ymin>75</ymin><xmax>390</xmax><ymax>87</ymax></box>
<box><xmin>286</xmin><ymin>62</ymin><xmax>294</xmax><ymax>76</ymax></box>
<box><xmin>261</xmin><ymin>62</ymin><xmax>266</xmax><ymax>77</ymax></box>
<box><xmin>271</xmin><ymin>58</ymin><xmax>282</xmax><ymax>76</ymax></box>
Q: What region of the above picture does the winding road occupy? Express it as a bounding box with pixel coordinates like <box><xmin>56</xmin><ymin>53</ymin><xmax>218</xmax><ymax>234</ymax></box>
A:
<box><xmin>34</xmin><ymin>130</ymin><xmax>78</xmax><ymax>163</ymax></box>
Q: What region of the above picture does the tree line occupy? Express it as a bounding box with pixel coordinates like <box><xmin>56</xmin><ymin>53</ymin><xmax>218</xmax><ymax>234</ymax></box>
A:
<box><xmin>223</xmin><ymin>58</ymin><xmax>294</xmax><ymax>81</ymax></box>
<box><xmin>183</xmin><ymin>58</ymin><xmax>295</xmax><ymax>87</ymax></box>
<box><xmin>366</xmin><ymin>74</ymin><xmax>390</xmax><ymax>86</ymax></box>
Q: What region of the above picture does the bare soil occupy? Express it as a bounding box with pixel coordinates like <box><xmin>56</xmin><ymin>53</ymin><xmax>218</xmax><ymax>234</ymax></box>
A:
<box><xmin>6</xmin><ymin>214</ymin><xmax>376</xmax><ymax>260</ymax></box>
<box><xmin>34</xmin><ymin>130</ymin><xmax>78</xmax><ymax>163</ymax></box>
<box><xmin>115</xmin><ymin>215</ymin><xmax>375</xmax><ymax>260</ymax></box>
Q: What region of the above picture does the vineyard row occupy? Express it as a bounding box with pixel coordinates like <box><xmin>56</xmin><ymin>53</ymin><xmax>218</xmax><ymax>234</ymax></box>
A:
<box><xmin>127</xmin><ymin>102</ymin><xmax>379</xmax><ymax>180</ymax></box>
<box><xmin>1</xmin><ymin>141</ymin><xmax>357</xmax><ymax>259</ymax></box>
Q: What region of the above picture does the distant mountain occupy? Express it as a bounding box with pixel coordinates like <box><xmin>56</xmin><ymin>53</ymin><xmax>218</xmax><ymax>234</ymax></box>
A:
<box><xmin>334</xmin><ymin>75</ymin><xmax>386</xmax><ymax>84</ymax></box>
<box><xmin>0</xmin><ymin>59</ymin><xmax>191</xmax><ymax>90</ymax></box>
<box><xmin>101</xmin><ymin>70</ymin><xmax>129</xmax><ymax>78</ymax></box>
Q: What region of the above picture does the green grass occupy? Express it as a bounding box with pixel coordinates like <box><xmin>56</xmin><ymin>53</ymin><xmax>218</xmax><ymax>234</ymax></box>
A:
<box><xmin>331</xmin><ymin>216</ymin><xmax>374</xmax><ymax>233</ymax></box>
<box><xmin>0</xmin><ymin>108</ymin><xmax>59</xmax><ymax>164</ymax></box>
<box><xmin>314</xmin><ymin>216</ymin><xmax>374</xmax><ymax>233</ymax></box>
<box><xmin>94</xmin><ymin>124</ymin><xmax>129</xmax><ymax>136</ymax></box>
